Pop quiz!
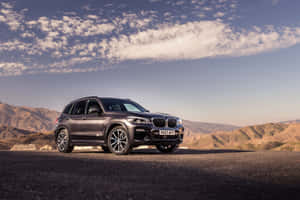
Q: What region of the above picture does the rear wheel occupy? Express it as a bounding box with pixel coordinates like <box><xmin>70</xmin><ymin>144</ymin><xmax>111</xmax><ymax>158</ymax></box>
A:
<box><xmin>56</xmin><ymin>129</ymin><xmax>73</xmax><ymax>153</ymax></box>
<box><xmin>107</xmin><ymin>126</ymin><xmax>131</xmax><ymax>155</ymax></box>
<box><xmin>156</xmin><ymin>144</ymin><xmax>177</xmax><ymax>153</ymax></box>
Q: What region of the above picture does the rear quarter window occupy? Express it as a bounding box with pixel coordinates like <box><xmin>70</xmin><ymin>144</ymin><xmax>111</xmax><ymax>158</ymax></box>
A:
<box><xmin>63</xmin><ymin>104</ymin><xmax>73</xmax><ymax>114</ymax></box>
<box><xmin>72</xmin><ymin>101</ymin><xmax>87</xmax><ymax>115</ymax></box>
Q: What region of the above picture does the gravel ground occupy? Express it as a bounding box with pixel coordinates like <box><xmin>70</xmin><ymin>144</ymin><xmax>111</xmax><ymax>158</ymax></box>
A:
<box><xmin>1</xmin><ymin>149</ymin><xmax>300</xmax><ymax>200</ymax></box>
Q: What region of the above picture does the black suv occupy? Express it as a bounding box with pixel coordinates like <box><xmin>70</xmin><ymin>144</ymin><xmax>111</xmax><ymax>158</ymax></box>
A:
<box><xmin>54</xmin><ymin>96</ymin><xmax>184</xmax><ymax>155</ymax></box>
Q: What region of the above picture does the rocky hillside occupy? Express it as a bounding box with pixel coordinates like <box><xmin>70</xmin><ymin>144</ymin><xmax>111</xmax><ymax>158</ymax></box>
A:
<box><xmin>0</xmin><ymin>102</ymin><xmax>59</xmax><ymax>132</ymax></box>
<box><xmin>2</xmin><ymin>101</ymin><xmax>300</xmax><ymax>152</ymax></box>
<box><xmin>0</xmin><ymin>126</ymin><xmax>38</xmax><ymax>140</ymax></box>
<box><xmin>183</xmin><ymin>123</ymin><xmax>300</xmax><ymax>151</ymax></box>
<box><xmin>0</xmin><ymin>132</ymin><xmax>55</xmax><ymax>150</ymax></box>
<box><xmin>183</xmin><ymin>120</ymin><xmax>239</xmax><ymax>135</ymax></box>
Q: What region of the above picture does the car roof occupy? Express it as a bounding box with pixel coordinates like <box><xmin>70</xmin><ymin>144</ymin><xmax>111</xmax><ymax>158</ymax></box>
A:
<box><xmin>69</xmin><ymin>96</ymin><xmax>131</xmax><ymax>104</ymax></box>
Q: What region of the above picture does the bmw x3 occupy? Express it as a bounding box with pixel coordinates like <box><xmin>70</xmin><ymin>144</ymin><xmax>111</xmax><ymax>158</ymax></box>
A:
<box><xmin>54</xmin><ymin>96</ymin><xmax>184</xmax><ymax>155</ymax></box>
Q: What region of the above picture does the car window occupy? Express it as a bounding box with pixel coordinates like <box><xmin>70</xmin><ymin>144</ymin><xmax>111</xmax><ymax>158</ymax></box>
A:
<box><xmin>71</xmin><ymin>101</ymin><xmax>86</xmax><ymax>115</ymax></box>
<box><xmin>101</xmin><ymin>99</ymin><xmax>147</xmax><ymax>113</ymax></box>
<box><xmin>124</xmin><ymin>103</ymin><xmax>141</xmax><ymax>112</ymax></box>
<box><xmin>87</xmin><ymin>100</ymin><xmax>102</xmax><ymax>114</ymax></box>
<box><xmin>63</xmin><ymin>104</ymin><xmax>73</xmax><ymax>114</ymax></box>
<box><xmin>107</xmin><ymin>104</ymin><xmax>123</xmax><ymax>112</ymax></box>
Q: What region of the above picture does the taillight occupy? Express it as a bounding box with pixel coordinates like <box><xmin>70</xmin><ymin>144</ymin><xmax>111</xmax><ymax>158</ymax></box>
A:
<box><xmin>55</xmin><ymin>118</ymin><xmax>58</xmax><ymax>124</ymax></box>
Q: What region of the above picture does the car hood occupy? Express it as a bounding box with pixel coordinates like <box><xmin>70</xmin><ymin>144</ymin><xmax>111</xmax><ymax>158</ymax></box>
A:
<box><xmin>126</xmin><ymin>111</ymin><xmax>178</xmax><ymax>119</ymax></box>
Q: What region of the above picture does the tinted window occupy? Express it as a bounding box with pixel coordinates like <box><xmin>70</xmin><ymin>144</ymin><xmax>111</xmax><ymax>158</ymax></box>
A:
<box><xmin>63</xmin><ymin>104</ymin><xmax>73</xmax><ymax>114</ymax></box>
<box><xmin>87</xmin><ymin>100</ymin><xmax>102</xmax><ymax>114</ymax></box>
<box><xmin>124</xmin><ymin>103</ymin><xmax>141</xmax><ymax>112</ymax></box>
<box><xmin>71</xmin><ymin>101</ymin><xmax>86</xmax><ymax>115</ymax></box>
<box><xmin>101</xmin><ymin>99</ymin><xmax>147</xmax><ymax>113</ymax></box>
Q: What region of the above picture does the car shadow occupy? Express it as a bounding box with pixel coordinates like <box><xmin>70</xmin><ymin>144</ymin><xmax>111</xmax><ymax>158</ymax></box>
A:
<box><xmin>72</xmin><ymin>148</ymin><xmax>252</xmax><ymax>155</ymax></box>
<box><xmin>130</xmin><ymin>148</ymin><xmax>252</xmax><ymax>155</ymax></box>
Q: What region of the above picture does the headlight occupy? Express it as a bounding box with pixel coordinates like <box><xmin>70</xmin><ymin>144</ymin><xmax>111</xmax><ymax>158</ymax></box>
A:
<box><xmin>177</xmin><ymin>118</ymin><xmax>183</xmax><ymax>126</ymax></box>
<box><xmin>127</xmin><ymin>117</ymin><xmax>151</xmax><ymax>124</ymax></box>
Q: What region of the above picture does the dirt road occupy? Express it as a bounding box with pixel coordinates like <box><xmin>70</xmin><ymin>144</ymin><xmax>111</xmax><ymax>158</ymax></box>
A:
<box><xmin>1</xmin><ymin>149</ymin><xmax>300</xmax><ymax>200</ymax></box>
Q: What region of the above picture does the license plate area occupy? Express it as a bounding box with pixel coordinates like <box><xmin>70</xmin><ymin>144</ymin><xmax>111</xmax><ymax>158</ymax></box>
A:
<box><xmin>159</xmin><ymin>129</ymin><xmax>176</xmax><ymax>136</ymax></box>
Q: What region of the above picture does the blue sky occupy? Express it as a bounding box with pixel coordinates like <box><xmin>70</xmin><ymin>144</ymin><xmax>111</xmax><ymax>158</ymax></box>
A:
<box><xmin>1</xmin><ymin>0</ymin><xmax>300</xmax><ymax>126</ymax></box>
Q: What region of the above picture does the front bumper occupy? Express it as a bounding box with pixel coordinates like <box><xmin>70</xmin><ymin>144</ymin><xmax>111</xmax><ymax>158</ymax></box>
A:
<box><xmin>128</xmin><ymin>124</ymin><xmax>184</xmax><ymax>145</ymax></box>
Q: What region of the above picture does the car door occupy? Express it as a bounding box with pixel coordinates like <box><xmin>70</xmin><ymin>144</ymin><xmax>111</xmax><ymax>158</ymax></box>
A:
<box><xmin>84</xmin><ymin>99</ymin><xmax>106</xmax><ymax>141</ymax></box>
<box><xmin>68</xmin><ymin>100</ymin><xmax>88</xmax><ymax>141</ymax></box>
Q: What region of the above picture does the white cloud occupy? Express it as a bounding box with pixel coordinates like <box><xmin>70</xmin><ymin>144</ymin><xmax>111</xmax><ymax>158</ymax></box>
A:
<box><xmin>0</xmin><ymin>40</ymin><xmax>42</xmax><ymax>55</ymax></box>
<box><xmin>0</xmin><ymin>62</ymin><xmax>27</xmax><ymax>76</ymax></box>
<box><xmin>197</xmin><ymin>13</ymin><xmax>206</xmax><ymax>18</ymax></box>
<box><xmin>213</xmin><ymin>12</ymin><xmax>225</xmax><ymax>18</ymax></box>
<box><xmin>20</xmin><ymin>31</ymin><xmax>35</xmax><ymax>38</ymax></box>
<box><xmin>0</xmin><ymin>2</ymin><xmax>24</xmax><ymax>30</ymax></box>
<box><xmin>31</xmin><ymin>15</ymin><xmax>116</xmax><ymax>38</ymax></box>
<box><xmin>49</xmin><ymin>56</ymin><xmax>94</xmax><ymax>69</ymax></box>
<box><xmin>203</xmin><ymin>7</ymin><xmax>213</xmax><ymax>11</ymax></box>
<box><xmin>1</xmin><ymin>2</ymin><xmax>13</xmax><ymax>9</ymax></box>
<box><xmin>100</xmin><ymin>21</ymin><xmax>300</xmax><ymax>62</ymax></box>
<box><xmin>112</xmin><ymin>12</ymin><xmax>154</xmax><ymax>31</ymax></box>
<box><xmin>86</xmin><ymin>15</ymin><xmax>99</xmax><ymax>20</ymax></box>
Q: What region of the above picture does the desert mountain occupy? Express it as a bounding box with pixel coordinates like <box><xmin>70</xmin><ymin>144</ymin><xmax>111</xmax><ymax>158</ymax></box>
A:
<box><xmin>183</xmin><ymin>123</ymin><xmax>300</xmax><ymax>151</ymax></box>
<box><xmin>3</xmin><ymin>101</ymin><xmax>300</xmax><ymax>152</ymax></box>
<box><xmin>280</xmin><ymin>119</ymin><xmax>300</xmax><ymax>124</ymax></box>
<box><xmin>0</xmin><ymin>125</ymin><xmax>38</xmax><ymax>140</ymax></box>
<box><xmin>0</xmin><ymin>131</ymin><xmax>55</xmax><ymax>150</ymax></box>
<box><xmin>0</xmin><ymin>102</ymin><xmax>59</xmax><ymax>133</ymax></box>
<box><xmin>183</xmin><ymin>120</ymin><xmax>239</xmax><ymax>135</ymax></box>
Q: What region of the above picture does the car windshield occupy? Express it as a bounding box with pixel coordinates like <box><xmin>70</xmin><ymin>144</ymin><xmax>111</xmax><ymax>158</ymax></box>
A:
<box><xmin>101</xmin><ymin>99</ymin><xmax>148</xmax><ymax>113</ymax></box>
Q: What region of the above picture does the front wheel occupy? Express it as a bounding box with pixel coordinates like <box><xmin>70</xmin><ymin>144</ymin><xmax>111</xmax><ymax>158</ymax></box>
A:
<box><xmin>156</xmin><ymin>144</ymin><xmax>178</xmax><ymax>153</ymax></box>
<box><xmin>56</xmin><ymin>129</ymin><xmax>73</xmax><ymax>153</ymax></box>
<box><xmin>107</xmin><ymin>126</ymin><xmax>132</xmax><ymax>155</ymax></box>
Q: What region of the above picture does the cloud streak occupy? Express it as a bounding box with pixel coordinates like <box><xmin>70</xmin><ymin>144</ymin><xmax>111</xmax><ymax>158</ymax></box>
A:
<box><xmin>100</xmin><ymin>22</ymin><xmax>300</xmax><ymax>62</ymax></box>
<box><xmin>0</xmin><ymin>62</ymin><xmax>27</xmax><ymax>76</ymax></box>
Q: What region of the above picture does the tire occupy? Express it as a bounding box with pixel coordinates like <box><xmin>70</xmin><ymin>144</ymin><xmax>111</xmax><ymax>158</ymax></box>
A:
<box><xmin>156</xmin><ymin>144</ymin><xmax>178</xmax><ymax>153</ymax></box>
<box><xmin>107</xmin><ymin>126</ymin><xmax>132</xmax><ymax>155</ymax></box>
<box><xmin>101</xmin><ymin>146</ymin><xmax>111</xmax><ymax>153</ymax></box>
<box><xmin>56</xmin><ymin>129</ymin><xmax>73</xmax><ymax>153</ymax></box>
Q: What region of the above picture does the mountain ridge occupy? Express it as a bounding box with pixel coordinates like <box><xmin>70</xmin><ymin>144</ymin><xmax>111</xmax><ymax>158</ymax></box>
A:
<box><xmin>0</xmin><ymin>125</ymin><xmax>39</xmax><ymax>140</ymax></box>
<box><xmin>1</xmin><ymin>101</ymin><xmax>300</xmax><ymax>152</ymax></box>
<box><xmin>183</xmin><ymin>120</ymin><xmax>239</xmax><ymax>135</ymax></box>
<box><xmin>183</xmin><ymin>122</ymin><xmax>300</xmax><ymax>151</ymax></box>
<box><xmin>0</xmin><ymin>102</ymin><xmax>59</xmax><ymax>133</ymax></box>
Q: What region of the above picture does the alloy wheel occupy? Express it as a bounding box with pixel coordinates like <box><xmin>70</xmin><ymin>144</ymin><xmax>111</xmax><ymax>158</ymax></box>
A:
<box><xmin>57</xmin><ymin>130</ymin><xmax>68</xmax><ymax>152</ymax></box>
<box><xmin>109</xmin><ymin>128</ymin><xmax>129</xmax><ymax>153</ymax></box>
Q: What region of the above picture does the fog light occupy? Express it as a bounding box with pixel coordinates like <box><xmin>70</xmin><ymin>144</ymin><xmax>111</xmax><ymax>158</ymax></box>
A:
<box><xmin>136</xmin><ymin>128</ymin><xmax>145</xmax><ymax>132</ymax></box>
